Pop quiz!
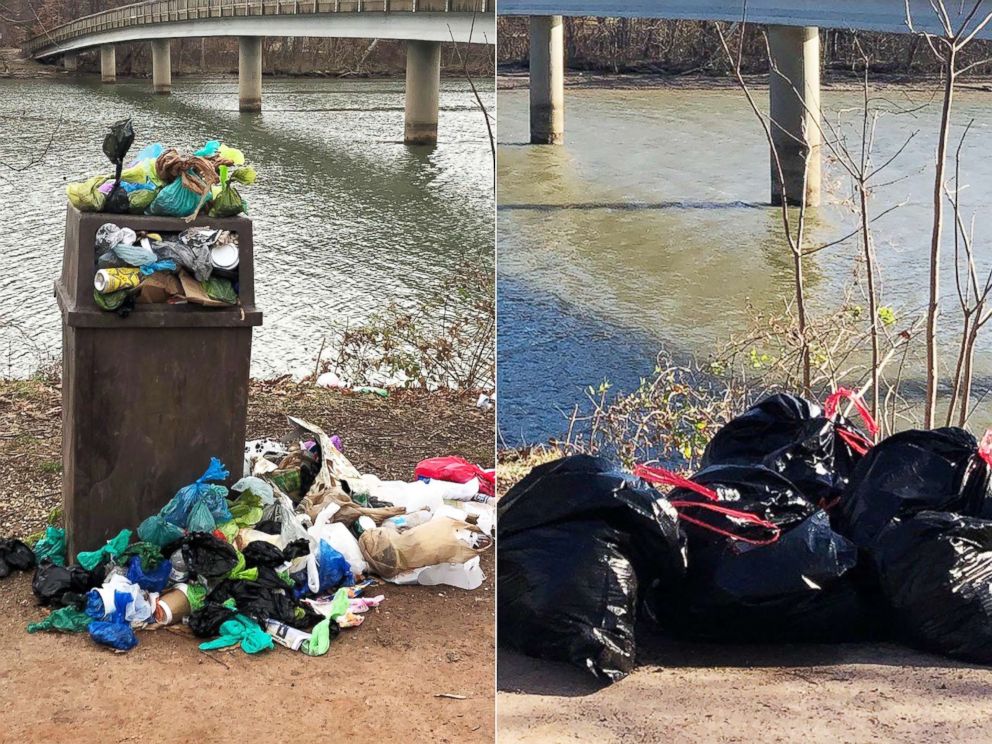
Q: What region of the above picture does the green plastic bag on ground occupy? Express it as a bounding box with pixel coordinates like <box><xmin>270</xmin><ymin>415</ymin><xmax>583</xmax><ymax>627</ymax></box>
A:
<box><xmin>33</xmin><ymin>526</ymin><xmax>66</xmax><ymax>567</ymax></box>
<box><xmin>303</xmin><ymin>618</ymin><xmax>331</xmax><ymax>656</ymax></box>
<box><xmin>137</xmin><ymin>515</ymin><xmax>183</xmax><ymax>548</ymax></box>
<box><xmin>199</xmin><ymin>613</ymin><xmax>272</xmax><ymax>654</ymax></box>
<box><xmin>77</xmin><ymin>528</ymin><xmax>131</xmax><ymax>570</ymax></box>
<box><xmin>67</xmin><ymin>175</ymin><xmax>109</xmax><ymax>212</ymax></box>
<box><xmin>202</xmin><ymin>276</ymin><xmax>237</xmax><ymax>305</ymax></box>
<box><xmin>27</xmin><ymin>606</ymin><xmax>92</xmax><ymax>634</ymax></box>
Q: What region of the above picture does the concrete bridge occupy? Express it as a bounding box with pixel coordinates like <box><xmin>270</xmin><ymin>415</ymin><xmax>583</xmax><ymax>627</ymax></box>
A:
<box><xmin>500</xmin><ymin>0</ymin><xmax>992</xmax><ymax>205</ymax></box>
<box><xmin>25</xmin><ymin>0</ymin><xmax>494</xmax><ymax>145</ymax></box>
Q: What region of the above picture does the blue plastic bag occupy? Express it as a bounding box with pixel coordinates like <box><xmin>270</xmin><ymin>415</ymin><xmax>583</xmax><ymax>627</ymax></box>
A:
<box><xmin>146</xmin><ymin>178</ymin><xmax>212</xmax><ymax>218</ymax></box>
<box><xmin>88</xmin><ymin>591</ymin><xmax>138</xmax><ymax>651</ymax></box>
<box><xmin>137</xmin><ymin>515</ymin><xmax>183</xmax><ymax>547</ymax></box>
<box><xmin>126</xmin><ymin>555</ymin><xmax>172</xmax><ymax>593</ymax></box>
<box><xmin>187</xmin><ymin>499</ymin><xmax>216</xmax><ymax>533</ymax></box>
<box><xmin>139</xmin><ymin>259</ymin><xmax>177</xmax><ymax>277</ymax></box>
<box><xmin>314</xmin><ymin>540</ymin><xmax>354</xmax><ymax>594</ymax></box>
<box><xmin>159</xmin><ymin>458</ymin><xmax>231</xmax><ymax>528</ymax></box>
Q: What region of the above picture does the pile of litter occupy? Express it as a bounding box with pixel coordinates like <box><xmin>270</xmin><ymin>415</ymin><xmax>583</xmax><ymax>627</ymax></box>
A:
<box><xmin>68</xmin><ymin>119</ymin><xmax>255</xmax><ymax>220</ymax></box>
<box><xmin>2</xmin><ymin>417</ymin><xmax>493</xmax><ymax>656</ymax></box>
<box><xmin>499</xmin><ymin>389</ymin><xmax>992</xmax><ymax>682</ymax></box>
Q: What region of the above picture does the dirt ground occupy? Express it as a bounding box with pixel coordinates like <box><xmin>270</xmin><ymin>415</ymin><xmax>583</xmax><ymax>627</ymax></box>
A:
<box><xmin>0</xmin><ymin>379</ymin><xmax>495</xmax><ymax>743</ymax></box>
<box><xmin>498</xmin><ymin>635</ymin><xmax>992</xmax><ymax>743</ymax></box>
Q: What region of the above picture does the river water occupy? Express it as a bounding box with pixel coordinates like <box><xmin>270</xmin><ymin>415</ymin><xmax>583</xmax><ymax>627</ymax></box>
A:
<box><xmin>498</xmin><ymin>84</ymin><xmax>992</xmax><ymax>444</ymax></box>
<box><xmin>0</xmin><ymin>74</ymin><xmax>494</xmax><ymax>378</ymax></box>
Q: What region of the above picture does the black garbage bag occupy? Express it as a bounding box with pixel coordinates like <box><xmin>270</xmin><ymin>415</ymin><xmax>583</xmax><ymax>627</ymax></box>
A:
<box><xmin>0</xmin><ymin>538</ymin><xmax>37</xmax><ymax>578</ymax></box>
<box><xmin>837</xmin><ymin>427</ymin><xmax>992</xmax><ymax>548</ymax></box>
<box><xmin>283</xmin><ymin>538</ymin><xmax>311</xmax><ymax>561</ymax></box>
<box><xmin>182</xmin><ymin>532</ymin><xmax>239</xmax><ymax>580</ymax></box>
<box><xmin>207</xmin><ymin>579</ymin><xmax>323</xmax><ymax>631</ymax></box>
<box><xmin>701</xmin><ymin>391</ymin><xmax>876</xmax><ymax>508</ymax></box>
<box><xmin>188</xmin><ymin>603</ymin><xmax>238</xmax><ymax>638</ymax></box>
<box><xmin>638</xmin><ymin>463</ymin><xmax>875</xmax><ymax>641</ymax></box>
<box><xmin>101</xmin><ymin>119</ymin><xmax>135</xmax><ymax>214</ymax></box>
<box><xmin>498</xmin><ymin>455</ymin><xmax>687</xmax><ymax>683</ymax></box>
<box><xmin>242</xmin><ymin>541</ymin><xmax>286</xmax><ymax>569</ymax></box>
<box><xmin>32</xmin><ymin>561</ymin><xmax>106</xmax><ymax>607</ymax></box>
<box><xmin>873</xmin><ymin>511</ymin><xmax>992</xmax><ymax>663</ymax></box>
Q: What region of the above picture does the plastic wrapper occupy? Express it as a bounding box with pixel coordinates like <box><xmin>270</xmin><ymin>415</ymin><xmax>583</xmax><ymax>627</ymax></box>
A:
<box><xmin>837</xmin><ymin>427</ymin><xmax>992</xmax><ymax>548</ymax></box>
<box><xmin>873</xmin><ymin>511</ymin><xmax>992</xmax><ymax>663</ymax></box>
<box><xmin>498</xmin><ymin>455</ymin><xmax>687</xmax><ymax>682</ymax></box>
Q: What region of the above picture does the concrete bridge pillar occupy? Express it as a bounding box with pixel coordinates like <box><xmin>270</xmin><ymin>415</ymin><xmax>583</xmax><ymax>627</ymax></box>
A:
<box><xmin>767</xmin><ymin>25</ymin><xmax>821</xmax><ymax>207</ymax></box>
<box><xmin>63</xmin><ymin>52</ymin><xmax>78</xmax><ymax>73</ymax></box>
<box><xmin>404</xmin><ymin>40</ymin><xmax>441</xmax><ymax>145</ymax></box>
<box><xmin>529</xmin><ymin>15</ymin><xmax>564</xmax><ymax>145</ymax></box>
<box><xmin>151</xmin><ymin>39</ymin><xmax>171</xmax><ymax>95</ymax></box>
<box><xmin>100</xmin><ymin>44</ymin><xmax>116</xmax><ymax>84</ymax></box>
<box><xmin>239</xmin><ymin>37</ymin><xmax>263</xmax><ymax>112</ymax></box>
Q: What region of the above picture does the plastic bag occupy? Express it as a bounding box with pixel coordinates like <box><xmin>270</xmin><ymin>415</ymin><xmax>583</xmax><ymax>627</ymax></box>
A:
<box><xmin>231</xmin><ymin>476</ymin><xmax>274</xmax><ymax>505</ymax></box>
<box><xmin>701</xmin><ymin>391</ymin><xmax>876</xmax><ymax>508</ymax></box>
<box><xmin>101</xmin><ymin>119</ymin><xmax>136</xmax><ymax>215</ymax></box>
<box><xmin>208</xmin><ymin>165</ymin><xmax>246</xmax><ymax>218</ymax></box>
<box><xmin>152</xmin><ymin>238</ymin><xmax>213</xmax><ymax>283</ymax></box>
<box><xmin>32</xmin><ymin>562</ymin><xmax>106</xmax><ymax>607</ymax></box>
<box><xmin>873</xmin><ymin>511</ymin><xmax>992</xmax><ymax>662</ymax></box>
<box><xmin>229</xmin><ymin>491</ymin><xmax>264</xmax><ymax>528</ymax></box>
<box><xmin>147</xmin><ymin>177</ymin><xmax>211</xmax><ymax>218</ymax></box>
<box><xmin>125</xmin><ymin>555</ymin><xmax>172</xmax><ymax>593</ymax></box>
<box><xmin>76</xmin><ymin>528</ymin><xmax>132</xmax><ymax>571</ymax></box>
<box><xmin>359</xmin><ymin>518</ymin><xmax>490</xmax><ymax>580</ymax></box>
<box><xmin>201</xmin><ymin>276</ymin><xmax>237</xmax><ymax>305</ymax></box>
<box><xmin>88</xmin><ymin>590</ymin><xmax>138</xmax><ymax>651</ymax></box>
<box><xmin>27</xmin><ymin>605</ymin><xmax>92</xmax><ymax>634</ymax></box>
<box><xmin>837</xmin><ymin>427</ymin><xmax>992</xmax><ymax>548</ymax></box>
<box><xmin>67</xmin><ymin>175</ymin><xmax>109</xmax><ymax>212</ymax></box>
<box><xmin>188</xmin><ymin>499</ymin><xmax>217</xmax><ymax>533</ymax></box>
<box><xmin>182</xmin><ymin>532</ymin><xmax>239</xmax><ymax>580</ymax></box>
<box><xmin>415</xmin><ymin>456</ymin><xmax>495</xmax><ymax>496</ymax></box>
<box><xmin>188</xmin><ymin>603</ymin><xmax>237</xmax><ymax>638</ymax></box>
<box><xmin>198</xmin><ymin>613</ymin><xmax>272</xmax><ymax>654</ymax></box>
<box><xmin>498</xmin><ymin>455</ymin><xmax>687</xmax><ymax>682</ymax></box>
<box><xmin>121</xmin><ymin>541</ymin><xmax>165</xmax><ymax>570</ymax></box>
<box><xmin>307</xmin><ymin>540</ymin><xmax>354</xmax><ymax>594</ymax></box>
<box><xmin>159</xmin><ymin>458</ymin><xmax>230</xmax><ymax>528</ymax></box>
<box><xmin>207</xmin><ymin>578</ymin><xmax>318</xmax><ymax>628</ymax></box>
<box><xmin>137</xmin><ymin>515</ymin><xmax>183</xmax><ymax>547</ymax></box>
<box><xmin>129</xmin><ymin>188</ymin><xmax>158</xmax><ymax>214</ymax></box>
<box><xmin>33</xmin><ymin>526</ymin><xmax>66</xmax><ymax>566</ymax></box>
<box><xmin>0</xmin><ymin>538</ymin><xmax>36</xmax><ymax>578</ymax></box>
<box><xmin>242</xmin><ymin>540</ymin><xmax>288</xmax><ymax>569</ymax></box>
<box><xmin>310</xmin><ymin>504</ymin><xmax>367</xmax><ymax>576</ymax></box>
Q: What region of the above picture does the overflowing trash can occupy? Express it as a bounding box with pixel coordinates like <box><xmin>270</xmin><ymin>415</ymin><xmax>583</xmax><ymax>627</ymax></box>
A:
<box><xmin>56</xmin><ymin>205</ymin><xmax>262</xmax><ymax>555</ymax></box>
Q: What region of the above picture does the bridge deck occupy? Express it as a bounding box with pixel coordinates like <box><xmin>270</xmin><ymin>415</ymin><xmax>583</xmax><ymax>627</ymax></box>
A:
<box><xmin>496</xmin><ymin>0</ymin><xmax>992</xmax><ymax>39</ymax></box>
<box><xmin>27</xmin><ymin>0</ymin><xmax>493</xmax><ymax>58</ymax></box>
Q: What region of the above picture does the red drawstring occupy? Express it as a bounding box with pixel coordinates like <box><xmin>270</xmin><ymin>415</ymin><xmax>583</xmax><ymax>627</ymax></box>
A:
<box><xmin>836</xmin><ymin>426</ymin><xmax>872</xmax><ymax>456</ymax></box>
<box><xmin>824</xmin><ymin>387</ymin><xmax>880</xmax><ymax>438</ymax></box>
<box><xmin>635</xmin><ymin>463</ymin><xmax>780</xmax><ymax>545</ymax></box>
<box><xmin>979</xmin><ymin>430</ymin><xmax>992</xmax><ymax>468</ymax></box>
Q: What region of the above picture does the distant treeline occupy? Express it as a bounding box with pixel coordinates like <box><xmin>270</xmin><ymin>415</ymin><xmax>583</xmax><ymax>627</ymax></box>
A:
<box><xmin>2</xmin><ymin>0</ymin><xmax>492</xmax><ymax>77</ymax></box>
<box><xmin>498</xmin><ymin>17</ymin><xmax>992</xmax><ymax>76</ymax></box>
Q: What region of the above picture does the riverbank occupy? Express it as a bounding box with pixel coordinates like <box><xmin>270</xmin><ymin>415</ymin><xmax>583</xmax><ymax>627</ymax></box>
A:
<box><xmin>498</xmin><ymin>67</ymin><xmax>992</xmax><ymax>92</ymax></box>
<box><xmin>0</xmin><ymin>377</ymin><xmax>494</xmax><ymax>742</ymax></box>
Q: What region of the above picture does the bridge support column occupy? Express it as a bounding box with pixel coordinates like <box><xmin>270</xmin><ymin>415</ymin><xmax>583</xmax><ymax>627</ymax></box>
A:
<box><xmin>100</xmin><ymin>44</ymin><xmax>116</xmax><ymax>84</ymax></box>
<box><xmin>239</xmin><ymin>37</ymin><xmax>263</xmax><ymax>113</ymax></box>
<box><xmin>63</xmin><ymin>52</ymin><xmax>78</xmax><ymax>73</ymax></box>
<box><xmin>404</xmin><ymin>40</ymin><xmax>441</xmax><ymax>145</ymax></box>
<box><xmin>767</xmin><ymin>25</ymin><xmax>821</xmax><ymax>207</ymax></box>
<box><xmin>529</xmin><ymin>15</ymin><xmax>564</xmax><ymax>145</ymax></box>
<box><xmin>151</xmin><ymin>39</ymin><xmax>171</xmax><ymax>95</ymax></box>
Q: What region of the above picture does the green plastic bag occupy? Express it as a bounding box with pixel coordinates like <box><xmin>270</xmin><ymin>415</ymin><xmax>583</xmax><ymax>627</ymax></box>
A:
<box><xmin>188</xmin><ymin>499</ymin><xmax>216</xmax><ymax>533</ymax></box>
<box><xmin>77</xmin><ymin>528</ymin><xmax>131</xmax><ymax>570</ymax></box>
<box><xmin>67</xmin><ymin>175</ymin><xmax>109</xmax><ymax>212</ymax></box>
<box><xmin>122</xmin><ymin>540</ymin><xmax>165</xmax><ymax>570</ymax></box>
<box><xmin>226</xmin><ymin>550</ymin><xmax>258</xmax><ymax>581</ymax></box>
<box><xmin>231</xmin><ymin>165</ymin><xmax>256</xmax><ymax>185</ymax></box>
<box><xmin>215</xmin><ymin>520</ymin><xmax>239</xmax><ymax>543</ymax></box>
<box><xmin>303</xmin><ymin>618</ymin><xmax>331</xmax><ymax>656</ymax></box>
<box><xmin>137</xmin><ymin>515</ymin><xmax>183</xmax><ymax>548</ymax></box>
<box><xmin>27</xmin><ymin>606</ymin><xmax>92</xmax><ymax>634</ymax></box>
<box><xmin>120</xmin><ymin>157</ymin><xmax>163</xmax><ymax>187</ymax></box>
<box><xmin>199</xmin><ymin>613</ymin><xmax>272</xmax><ymax>655</ymax></box>
<box><xmin>94</xmin><ymin>288</ymin><xmax>130</xmax><ymax>312</ymax></box>
<box><xmin>129</xmin><ymin>188</ymin><xmax>157</xmax><ymax>214</ymax></box>
<box><xmin>229</xmin><ymin>492</ymin><xmax>263</xmax><ymax>528</ymax></box>
<box><xmin>208</xmin><ymin>166</ymin><xmax>247</xmax><ymax>219</ymax></box>
<box><xmin>186</xmin><ymin>582</ymin><xmax>207</xmax><ymax>612</ymax></box>
<box><xmin>33</xmin><ymin>526</ymin><xmax>66</xmax><ymax>567</ymax></box>
<box><xmin>202</xmin><ymin>276</ymin><xmax>237</xmax><ymax>305</ymax></box>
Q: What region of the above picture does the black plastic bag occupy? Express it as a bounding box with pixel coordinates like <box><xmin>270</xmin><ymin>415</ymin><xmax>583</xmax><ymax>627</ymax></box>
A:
<box><xmin>188</xmin><ymin>603</ymin><xmax>238</xmax><ymax>638</ymax></box>
<box><xmin>207</xmin><ymin>579</ymin><xmax>322</xmax><ymax>630</ymax></box>
<box><xmin>873</xmin><ymin>511</ymin><xmax>992</xmax><ymax>663</ymax></box>
<box><xmin>0</xmin><ymin>538</ymin><xmax>37</xmax><ymax>578</ymax></box>
<box><xmin>32</xmin><ymin>561</ymin><xmax>106</xmax><ymax>607</ymax></box>
<box><xmin>242</xmin><ymin>541</ymin><xmax>286</xmax><ymax>569</ymax></box>
<box><xmin>182</xmin><ymin>532</ymin><xmax>239</xmax><ymax>580</ymax></box>
<box><xmin>837</xmin><ymin>427</ymin><xmax>992</xmax><ymax>548</ymax></box>
<box><xmin>101</xmin><ymin>119</ymin><xmax>135</xmax><ymax>215</ymax></box>
<box><xmin>498</xmin><ymin>455</ymin><xmax>687</xmax><ymax>682</ymax></box>
<box><xmin>701</xmin><ymin>391</ymin><xmax>875</xmax><ymax>508</ymax></box>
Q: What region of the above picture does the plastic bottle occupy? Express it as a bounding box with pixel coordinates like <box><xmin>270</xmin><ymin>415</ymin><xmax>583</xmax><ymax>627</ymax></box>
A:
<box><xmin>168</xmin><ymin>549</ymin><xmax>189</xmax><ymax>583</ymax></box>
<box><xmin>381</xmin><ymin>510</ymin><xmax>433</xmax><ymax>532</ymax></box>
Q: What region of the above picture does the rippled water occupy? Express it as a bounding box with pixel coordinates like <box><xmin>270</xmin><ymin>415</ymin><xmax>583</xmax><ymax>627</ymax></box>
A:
<box><xmin>0</xmin><ymin>75</ymin><xmax>494</xmax><ymax>378</ymax></box>
<box><xmin>498</xmin><ymin>86</ymin><xmax>992</xmax><ymax>443</ymax></box>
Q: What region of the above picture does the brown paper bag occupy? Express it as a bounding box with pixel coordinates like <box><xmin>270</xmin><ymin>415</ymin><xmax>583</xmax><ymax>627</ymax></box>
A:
<box><xmin>137</xmin><ymin>272</ymin><xmax>182</xmax><ymax>304</ymax></box>
<box><xmin>359</xmin><ymin>518</ymin><xmax>492</xmax><ymax>578</ymax></box>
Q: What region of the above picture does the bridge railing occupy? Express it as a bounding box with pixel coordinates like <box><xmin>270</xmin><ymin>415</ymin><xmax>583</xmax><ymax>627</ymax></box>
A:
<box><xmin>25</xmin><ymin>0</ymin><xmax>489</xmax><ymax>57</ymax></box>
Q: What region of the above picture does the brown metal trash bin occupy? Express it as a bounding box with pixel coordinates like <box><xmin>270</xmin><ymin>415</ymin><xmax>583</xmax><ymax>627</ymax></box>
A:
<box><xmin>55</xmin><ymin>205</ymin><xmax>263</xmax><ymax>555</ymax></box>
